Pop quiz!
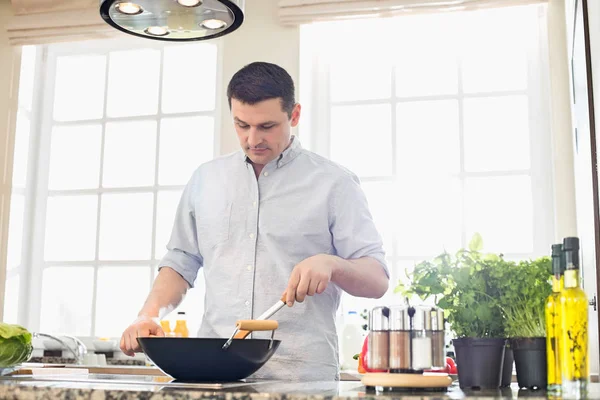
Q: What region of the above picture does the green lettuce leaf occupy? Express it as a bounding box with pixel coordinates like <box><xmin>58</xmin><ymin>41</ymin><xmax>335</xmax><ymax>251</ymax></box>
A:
<box><xmin>0</xmin><ymin>323</ymin><xmax>33</xmax><ymax>367</ymax></box>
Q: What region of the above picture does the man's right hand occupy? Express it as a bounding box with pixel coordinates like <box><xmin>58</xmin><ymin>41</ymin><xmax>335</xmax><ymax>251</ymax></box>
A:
<box><xmin>120</xmin><ymin>316</ymin><xmax>165</xmax><ymax>356</ymax></box>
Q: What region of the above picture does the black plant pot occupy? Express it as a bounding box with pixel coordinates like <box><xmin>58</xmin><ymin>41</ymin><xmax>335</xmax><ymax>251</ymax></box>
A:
<box><xmin>501</xmin><ymin>342</ymin><xmax>514</xmax><ymax>388</ymax></box>
<box><xmin>453</xmin><ymin>337</ymin><xmax>506</xmax><ymax>390</ymax></box>
<box><xmin>511</xmin><ymin>337</ymin><xmax>547</xmax><ymax>390</ymax></box>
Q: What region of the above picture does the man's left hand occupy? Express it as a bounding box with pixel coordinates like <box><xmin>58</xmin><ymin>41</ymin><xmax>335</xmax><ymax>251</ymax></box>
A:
<box><xmin>284</xmin><ymin>254</ymin><xmax>338</xmax><ymax>306</ymax></box>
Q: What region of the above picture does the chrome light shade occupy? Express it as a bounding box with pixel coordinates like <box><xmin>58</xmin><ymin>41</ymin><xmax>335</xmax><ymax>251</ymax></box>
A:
<box><xmin>99</xmin><ymin>0</ymin><xmax>244</xmax><ymax>41</ymax></box>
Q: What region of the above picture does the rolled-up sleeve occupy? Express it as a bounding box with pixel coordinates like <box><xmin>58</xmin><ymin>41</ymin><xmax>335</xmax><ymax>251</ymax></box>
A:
<box><xmin>158</xmin><ymin>169</ymin><xmax>203</xmax><ymax>287</ymax></box>
<box><xmin>330</xmin><ymin>174</ymin><xmax>389</xmax><ymax>277</ymax></box>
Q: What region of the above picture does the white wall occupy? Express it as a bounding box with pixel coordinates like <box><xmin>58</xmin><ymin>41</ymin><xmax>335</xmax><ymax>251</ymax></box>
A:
<box><xmin>218</xmin><ymin>0</ymin><xmax>300</xmax><ymax>155</ymax></box>
<box><xmin>0</xmin><ymin>0</ymin><xmax>20</xmax><ymax>320</ymax></box>
<box><xmin>548</xmin><ymin>0</ymin><xmax>578</xmax><ymax>240</ymax></box>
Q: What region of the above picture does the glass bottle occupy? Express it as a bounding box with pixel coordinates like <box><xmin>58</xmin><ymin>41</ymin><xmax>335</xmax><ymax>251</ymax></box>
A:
<box><xmin>173</xmin><ymin>311</ymin><xmax>189</xmax><ymax>337</ymax></box>
<box><xmin>559</xmin><ymin>237</ymin><xmax>588</xmax><ymax>398</ymax></box>
<box><xmin>546</xmin><ymin>243</ymin><xmax>564</xmax><ymax>392</ymax></box>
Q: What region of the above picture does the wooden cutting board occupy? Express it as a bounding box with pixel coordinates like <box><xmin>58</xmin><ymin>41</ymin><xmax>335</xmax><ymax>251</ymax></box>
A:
<box><xmin>10</xmin><ymin>364</ymin><xmax>167</xmax><ymax>377</ymax></box>
<box><xmin>362</xmin><ymin>372</ymin><xmax>452</xmax><ymax>388</ymax></box>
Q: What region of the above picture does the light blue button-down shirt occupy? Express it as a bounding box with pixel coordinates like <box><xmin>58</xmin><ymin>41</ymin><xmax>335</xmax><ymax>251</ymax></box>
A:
<box><xmin>159</xmin><ymin>136</ymin><xmax>388</xmax><ymax>381</ymax></box>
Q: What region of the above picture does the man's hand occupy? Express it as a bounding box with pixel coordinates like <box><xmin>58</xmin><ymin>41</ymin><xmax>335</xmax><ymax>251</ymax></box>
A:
<box><xmin>120</xmin><ymin>316</ymin><xmax>165</xmax><ymax>356</ymax></box>
<box><xmin>285</xmin><ymin>254</ymin><xmax>338</xmax><ymax>306</ymax></box>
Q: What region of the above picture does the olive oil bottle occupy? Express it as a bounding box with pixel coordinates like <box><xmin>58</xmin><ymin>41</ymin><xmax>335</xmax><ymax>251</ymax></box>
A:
<box><xmin>559</xmin><ymin>237</ymin><xmax>589</xmax><ymax>397</ymax></box>
<box><xmin>546</xmin><ymin>243</ymin><xmax>564</xmax><ymax>392</ymax></box>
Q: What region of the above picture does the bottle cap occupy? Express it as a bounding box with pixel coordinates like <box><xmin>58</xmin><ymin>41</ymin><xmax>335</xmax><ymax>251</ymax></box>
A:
<box><xmin>551</xmin><ymin>244</ymin><xmax>564</xmax><ymax>275</ymax></box>
<box><xmin>563</xmin><ymin>237</ymin><xmax>579</xmax><ymax>251</ymax></box>
<box><xmin>562</xmin><ymin>237</ymin><xmax>580</xmax><ymax>270</ymax></box>
<box><xmin>551</xmin><ymin>243</ymin><xmax>562</xmax><ymax>257</ymax></box>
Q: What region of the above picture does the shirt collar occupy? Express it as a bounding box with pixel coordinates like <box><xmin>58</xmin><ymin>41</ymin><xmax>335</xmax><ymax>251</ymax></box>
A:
<box><xmin>276</xmin><ymin>135</ymin><xmax>302</xmax><ymax>168</ymax></box>
<box><xmin>240</xmin><ymin>135</ymin><xmax>302</xmax><ymax>169</ymax></box>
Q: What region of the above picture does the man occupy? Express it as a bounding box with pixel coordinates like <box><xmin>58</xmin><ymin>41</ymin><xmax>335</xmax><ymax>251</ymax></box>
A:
<box><xmin>120</xmin><ymin>61</ymin><xmax>389</xmax><ymax>381</ymax></box>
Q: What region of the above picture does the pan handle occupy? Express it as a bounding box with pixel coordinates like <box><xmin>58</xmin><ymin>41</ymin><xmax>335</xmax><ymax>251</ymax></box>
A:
<box><xmin>235</xmin><ymin>320</ymin><xmax>278</xmax><ymax>332</ymax></box>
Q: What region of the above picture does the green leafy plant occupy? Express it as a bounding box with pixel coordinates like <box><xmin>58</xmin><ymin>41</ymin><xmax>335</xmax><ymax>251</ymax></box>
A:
<box><xmin>490</xmin><ymin>257</ymin><xmax>552</xmax><ymax>338</ymax></box>
<box><xmin>0</xmin><ymin>323</ymin><xmax>33</xmax><ymax>368</ymax></box>
<box><xmin>396</xmin><ymin>233</ymin><xmax>511</xmax><ymax>338</ymax></box>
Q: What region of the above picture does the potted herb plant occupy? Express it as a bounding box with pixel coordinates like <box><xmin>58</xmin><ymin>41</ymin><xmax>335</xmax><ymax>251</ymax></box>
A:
<box><xmin>491</xmin><ymin>257</ymin><xmax>552</xmax><ymax>390</ymax></box>
<box><xmin>397</xmin><ymin>234</ymin><xmax>511</xmax><ymax>390</ymax></box>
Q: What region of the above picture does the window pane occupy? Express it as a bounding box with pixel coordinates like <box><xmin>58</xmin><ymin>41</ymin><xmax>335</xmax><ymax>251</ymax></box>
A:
<box><xmin>463</xmin><ymin>96</ymin><xmax>530</xmax><ymax>172</ymax></box>
<box><xmin>465</xmin><ymin>175</ymin><xmax>533</xmax><ymax>254</ymax></box>
<box><xmin>48</xmin><ymin>124</ymin><xmax>102</xmax><ymax>190</ymax></box>
<box><xmin>155</xmin><ymin>190</ymin><xmax>183</xmax><ymax>259</ymax></box>
<box><xmin>330</xmin><ymin>104</ymin><xmax>392</xmax><ymax>177</ymax></box>
<box><xmin>328</xmin><ymin>26</ymin><xmax>392</xmax><ymax>102</ymax></box>
<box><xmin>460</xmin><ymin>9</ymin><xmax>529</xmax><ymax>93</ymax></box>
<box><xmin>162</xmin><ymin>44</ymin><xmax>217</xmax><ymax>113</ymax></box>
<box><xmin>158</xmin><ymin>117</ymin><xmax>214</xmax><ymax>185</ymax></box>
<box><xmin>12</xmin><ymin>111</ymin><xmax>30</xmax><ymax>188</ymax></box>
<box><xmin>3</xmin><ymin>275</ymin><xmax>19</xmax><ymax>324</ymax></box>
<box><xmin>396</xmin><ymin>100</ymin><xmax>460</xmax><ymax>175</ymax></box>
<box><xmin>53</xmin><ymin>54</ymin><xmax>106</xmax><ymax>122</ymax></box>
<box><xmin>99</xmin><ymin>193</ymin><xmax>153</xmax><ymax>260</ymax></box>
<box><xmin>102</xmin><ymin>120</ymin><xmax>157</xmax><ymax>188</ymax></box>
<box><xmin>395</xmin><ymin>259</ymin><xmax>418</xmax><ymax>287</ymax></box>
<box><xmin>44</xmin><ymin>195</ymin><xmax>98</xmax><ymax>261</ymax></box>
<box><xmin>40</xmin><ymin>267</ymin><xmax>94</xmax><ymax>335</ymax></box>
<box><xmin>18</xmin><ymin>46</ymin><xmax>37</xmax><ymax>111</ymax></box>
<box><xmin>395</xmin><ymin>15</ymin><xmax>458</xmax><ymax>97</ymax></box>
<box><xmin>395</xmin><ymin>177</ymin><xmax>462</xmax><ymax>257</ymax></box>
<box><xmin>394</xmin><ymin>259</ymin><xmax>438</xmax><ymax>306</ymax></box>
<box><xmin>95</xmin><ymin>266</ymin><xmax>150</xmax><ymax>337</ymax></box>
<box><xmin>106</xmin><ymin>49</ymin><xmax>160</xmax><ymax>117</ymax></box>
<box><xmin>361</xmin><ymin>182</ymin><xmax>394</xmax><ymax>258</ymax></box>
<box><xmin>7</xmin><ymin>194</ymin><xmax>24</xmax><ymax>269</ymax></box>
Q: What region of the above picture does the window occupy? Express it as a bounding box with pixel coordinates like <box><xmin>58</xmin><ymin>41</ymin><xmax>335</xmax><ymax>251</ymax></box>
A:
<box><xmin>299</xmin><ymin>5</ymin><xmax>554</xmax><ymax>314</ymax></box>
<box><xmin>5</xmin><ymin>38</ymin><xmax>221</xmax><ymax>337</ymax></box>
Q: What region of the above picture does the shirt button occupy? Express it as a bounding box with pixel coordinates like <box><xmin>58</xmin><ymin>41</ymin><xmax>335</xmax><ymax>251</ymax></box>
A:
<box><xmin>245</xmin><ymin>301</ymin><xmax>250</xmax><ymax>306</ymax></box>
<box><xmin>247</xmin><ymin>265</ymin><xmax>252</xmax><ymax>271</ymax></box>
<box><xmin>252</xmin><ymin>201</ymin><xmax>257</xmax><ymax>207</ymax></box>
<box><xmin>263</xmin><ymin>172</ymin><xmax>269</xmax><ymax>177</ymax></box>
<box><xmin>249</xmin><ymin>233</ymin><xmax>255</xmax><ymax>239</ymax></box>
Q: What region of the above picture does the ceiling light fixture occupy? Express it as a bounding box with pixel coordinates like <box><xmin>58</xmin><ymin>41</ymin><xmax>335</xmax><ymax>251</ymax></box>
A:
<box><xmin>99</xmin><ymin>0</ymin><xmax>244</xmax><ymax>42</ymax></box>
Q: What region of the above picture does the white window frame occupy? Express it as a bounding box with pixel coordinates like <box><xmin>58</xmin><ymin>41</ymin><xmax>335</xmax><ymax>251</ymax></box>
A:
<box><xmin>13</xmin><ymin>37</ymin><xmax>223</xmax><ymax>336</ymax></box>
<box><xmin>300</xmin><ymin>5</ymin><xmax>555</xmax><ymax>299</ymax></box>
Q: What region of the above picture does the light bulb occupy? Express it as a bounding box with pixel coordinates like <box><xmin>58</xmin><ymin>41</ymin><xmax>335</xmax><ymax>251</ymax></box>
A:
<box><xmin>177</xmin><ymin>0</ymin><xmax>202</xmax><ymax>6</ymax></box>
<box><xmin>116</xmin><ymin>2</ymin><xmax>142</xmax><ymax>15</ymax></box>
<box><xmin>201</xmin><ymin>19</ymin><xmax>227</xmax><ymax>30</ymax></box>
<box><xmin>145</xmin><ymin>26</ymin><xmax>170</xmax><ymax>36</ymax></box>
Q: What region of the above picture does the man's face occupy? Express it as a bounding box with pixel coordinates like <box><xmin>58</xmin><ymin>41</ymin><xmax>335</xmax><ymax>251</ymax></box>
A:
<box><xmin>232</xmin><ymin>98</ymin><xmax>301</xmax><ymax>167</ymax></box>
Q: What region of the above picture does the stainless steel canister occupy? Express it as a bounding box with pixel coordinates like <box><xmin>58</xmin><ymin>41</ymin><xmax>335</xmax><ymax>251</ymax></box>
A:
<box><xmin>368</xmin><ymin>306</ymin><xmax>389</xmax><ymax>370</ymax></box>
<box><xmin>388</xmin><ymin>305</ymin><xmax>445</xmax><ymax>372</ymax></box>
<box><xmin>410</xmin><ymin>306</ymin><xmax>433</xmax><ymax>371</ymax></box>
<box><xmin>389</xmin><ymin>305</ymin><xmax>410</xmax><ymax>371</ymax></box>
<box><xmin>429</xmin><ymin>306</ymin><xmax>445</xmax><ymax>369</ymax></box>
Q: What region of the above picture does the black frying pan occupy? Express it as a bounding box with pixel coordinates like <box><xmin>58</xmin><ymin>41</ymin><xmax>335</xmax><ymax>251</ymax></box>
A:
<box><xmin>137</xmin><ymin>320</ymin><xmax>281</xmax><ymax>382</ymax></box>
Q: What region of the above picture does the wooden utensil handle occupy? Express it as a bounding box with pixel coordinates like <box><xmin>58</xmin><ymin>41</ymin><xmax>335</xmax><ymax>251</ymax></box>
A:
<box><xmin>236</xmin><ymin>320</ymin><xmax>278</xmax><ymax>331</ymax></box>
<box><xmin>233</xmin><ymin>320</ymin><xmax>278</xmax><ymax>340</ymax></box>
<box><xmin>233</xmin><ymin>330</ymin><xmax>251</xmax><ymax>339</ymax></box>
